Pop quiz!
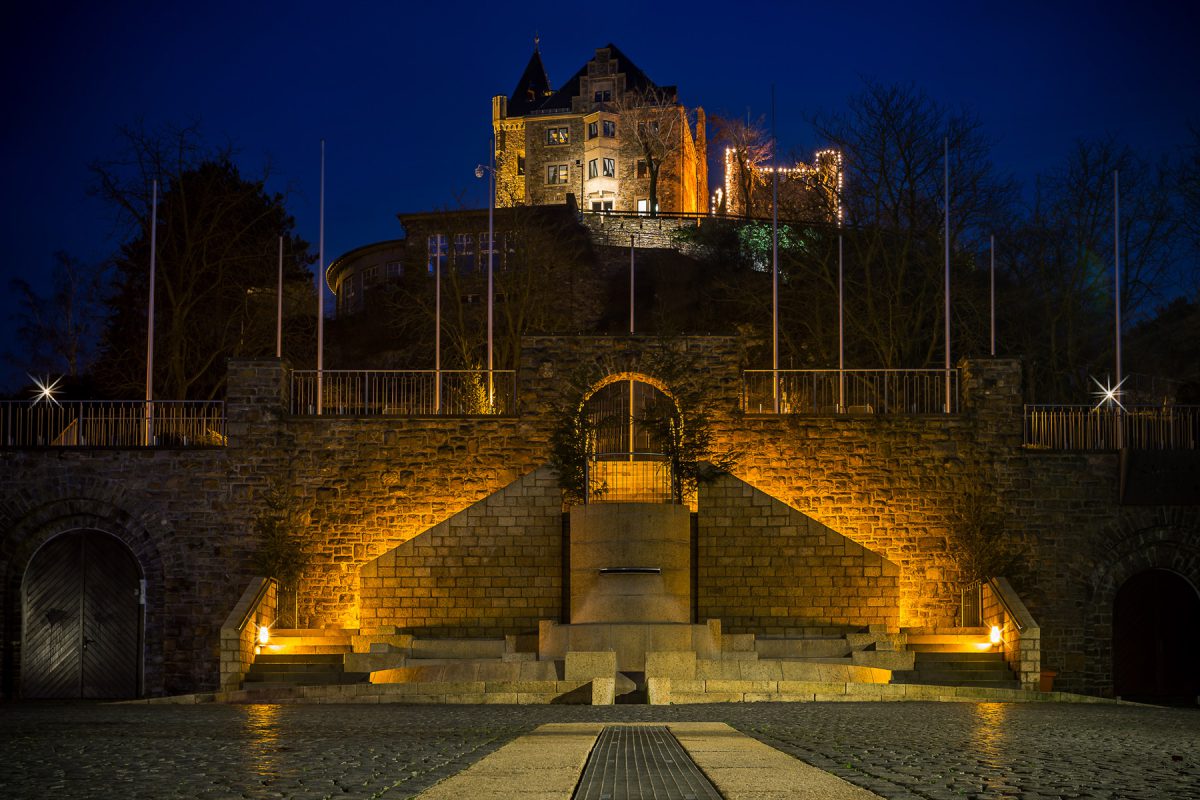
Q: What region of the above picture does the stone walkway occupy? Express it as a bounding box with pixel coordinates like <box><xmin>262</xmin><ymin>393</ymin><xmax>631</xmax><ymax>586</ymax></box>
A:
<box><xmin>0</xmin><ymin>702</ymin><xmax>1196</xmax><ymax>799</ymax></box>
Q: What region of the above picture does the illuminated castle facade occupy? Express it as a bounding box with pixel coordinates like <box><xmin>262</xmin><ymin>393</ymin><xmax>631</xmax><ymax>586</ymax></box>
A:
<box><xmin>492</xmin><ymin>44</ymin><xmax>708</xmax><ymax>215</ymax></box>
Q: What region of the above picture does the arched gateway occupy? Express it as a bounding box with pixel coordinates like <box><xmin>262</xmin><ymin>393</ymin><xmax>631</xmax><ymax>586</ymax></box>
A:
<box><xmin>22</xmin><ymin>531</ymin><xmax>143</xmax><ymax>699</ymax></box>
<box><xmin>1113</xmin><ymin>568</ymin><xmax>1200</xmax><ymax>705</ymax></box>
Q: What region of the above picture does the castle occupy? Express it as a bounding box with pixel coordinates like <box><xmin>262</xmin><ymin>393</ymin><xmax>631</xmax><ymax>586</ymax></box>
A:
<box><xmin>492</xmin><ymin>44</ymin><xmax>707</xmax><ymax>215</ymax></box>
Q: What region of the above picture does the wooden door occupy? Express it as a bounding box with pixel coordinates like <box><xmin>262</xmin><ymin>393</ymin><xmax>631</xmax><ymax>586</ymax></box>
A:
<box><xmin>23</xmin><ymin>532</ymin><xmax>141</xmax><ymax>699</ymax></box>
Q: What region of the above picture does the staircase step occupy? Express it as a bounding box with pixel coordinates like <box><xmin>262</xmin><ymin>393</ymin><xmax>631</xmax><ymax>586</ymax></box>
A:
<box><xmin>907</xmin><ymin>642</ymin><xmax>997</xmax><ymax>653</ymax></box>
<box><xmin>892</xmin><ymin>676</ymin><xmax>1021</xmax><ymax>689</ymax></box>
<box><xmin>244</xmin><ymin>671</ymin><xmax>368</xmax><ymax>685</ymax></box>
<box><xmin>253</xmin><ymin>653</ymin><xmax>345</xmax><ymax>665</ymax></box>
<box><xmin>262</xmin><ymin>644</ymin><xmax>353</xmax><ymax>655</ymax></box>
<box><xmin>913</xmin><ymin>651</ymin><xmax>1003</xmax><ymax>662</ymax></box>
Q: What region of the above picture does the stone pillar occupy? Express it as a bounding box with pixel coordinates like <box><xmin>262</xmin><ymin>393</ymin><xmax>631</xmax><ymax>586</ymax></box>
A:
<box><xmin>224</xmin><ymin>358</ymin><xmax>289</xmax><ymax>445</ymax></box>
<box><xmin>960</xmin><ymin>357</ymin><xmax>1023</xmax><ymax>446</ymax></box>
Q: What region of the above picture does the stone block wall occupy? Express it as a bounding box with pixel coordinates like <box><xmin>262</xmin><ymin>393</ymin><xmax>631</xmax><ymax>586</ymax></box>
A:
<box><xmin>697</xmin><ymin>473</ymin><xmax>901</xmax><ymax>632</ymax></box>
<box><xmin>357</xmin><ymin>468</ymin><xmax>563</xmax><ymax>636</ymax></box>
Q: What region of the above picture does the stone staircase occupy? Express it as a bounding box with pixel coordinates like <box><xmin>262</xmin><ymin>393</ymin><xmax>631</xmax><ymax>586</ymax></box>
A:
<box><xmin>890</xmin><ymin>628</ymin><xmax>1020</xmax><ymax>690</ymax></box>
<box><xmin>752</xmin><ymin>627</ymin><xmax>915</xmax><ymax>672</ymax></box>
<box><xmin>244</xmin><ymin>628</ymin><xmax>368</xmax><ymax>689</ymax></box>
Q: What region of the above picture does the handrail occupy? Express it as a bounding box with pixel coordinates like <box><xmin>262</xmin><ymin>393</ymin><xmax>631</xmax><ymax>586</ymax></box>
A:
<box><xmin>290</xmin><ymin>369</ymin><xmax>517</xmax><ymax>416</ymax></box>
<box><xmin>1024</xmin><ymin>404</ymin><xmax>1199</xmax><ymax>450</ymax></box>
<box><xmin>744</xmin><ymin>368</ymin><xmax>959</xmax><ymax>415</ymax></box>
<box><xmin>986</xmin><ymin>577</ymin><xmax>1035</xmax><ymax>633</ymax></box>
<box><xmin>238</xmin><ymin>577</ymin><xmax>278</xmax><ymax>633</ymax></box>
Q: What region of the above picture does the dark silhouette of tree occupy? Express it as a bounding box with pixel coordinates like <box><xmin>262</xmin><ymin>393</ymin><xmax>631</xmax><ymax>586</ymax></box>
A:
<box><xmin>7</xmin><ymin>251</ymin><xmax>108</xmax><ymax>378</ymax></box>
<box><xmin>92</xmin><ymin>125</ymin><xmax>315</xmax><ymax>400</ymax></box>
<box><xmin>613</xmin><ymin>86</ymin><xmax>688</xmax><ymax>218</ymax></box>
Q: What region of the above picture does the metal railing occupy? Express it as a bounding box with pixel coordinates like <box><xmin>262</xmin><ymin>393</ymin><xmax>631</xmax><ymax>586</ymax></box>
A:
<box><xmin>0</xmin><ymin>400</ymin><xmax>226</xmax><ymax>448</ymax></box>
<box><xmin>959</xmin><ymin>580</ymin><xmax>983</xmax><ymax>627</ymax></box>
<box><xmin>743</xmin><ymin>369</ymin><xmax>959</xmax><ymax>415</ymax></box>
<box><xmin>1023</xmin><ymin>405</ymin><xmax>1200</xmax><ymax>450</ymax></box>
<box><xmin>290</xmin><ymin>370</ymin><xmax>517</xmax><ymax>416</ymax></box>
<box><xmin>585</xmin><ymin>452</ymin><xmax>676</xmax><ymax>504</ymax></box>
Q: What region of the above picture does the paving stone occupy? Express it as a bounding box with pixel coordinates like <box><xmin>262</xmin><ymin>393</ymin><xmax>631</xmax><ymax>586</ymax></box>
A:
<box><xmin>1</xmin><ymin>702</ymin><xmax>1197</xmax><ymax>799</ymax></box>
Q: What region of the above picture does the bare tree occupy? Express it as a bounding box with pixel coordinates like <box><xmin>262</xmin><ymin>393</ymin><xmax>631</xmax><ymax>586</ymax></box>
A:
<box><xmin>7</xmin><ymin>252</ymin><xmax>108</xmax><ymax>378</ymax></box>
<box><xmin>1006</xmin><ymin>139</ymin><xmax>1180</xmax><ymax>401</ymax></box>
<box><xmin>711</xmin><ymin>113</ymin><xmax>772</xmax><ymax>216</ymax></box>
<box><xmin>613</xmin><ymin>86</ymin><xmax>687</xmax><ymax>217</ymax></box>
<box><xmin>811</xmin><ymin>81</ymin><xmax>1016</xmax><ymax>368</ymax></box>
<box><xmin>91</xmin><ymin>123</ymin><xmax>315</xmax><ymax>400</ymax></box>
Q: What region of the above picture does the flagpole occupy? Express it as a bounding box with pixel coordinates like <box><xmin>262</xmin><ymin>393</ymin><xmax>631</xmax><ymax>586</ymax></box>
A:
<box><xmin>629</xmin><ymin>235</ymin><xmax>635</xmax><ymax>334</ymax></box>
<box><xmin>838</xmin><ymin>234</ymin><xmax>844</xmax><ymax>413</ymax></box>
<box><xmin>435</xmin><ymin>233</ymin><xmax>442</xmax><ymax>414</ymax></box>
<box><xmin>317</xmin><ymin>140</ymin><xmax>325</xmax><ymax>416</ymax></box>
<box><xmin>145</xmin><ymin>179</ymin><xmax>158</xmax><ymax>446</ymax></box>
<box><xmin>1114</xmin><ymin>170</ymin><xmax>1122</xmax><ymax>448</ymax></box>
<box><xmin>989</xmin><ymin>235</ymin><xmax>996</xmax><ymax>356</ymax></box>
<box><xmin>277</xmin><ymin>236</ymin><xmax>284</xmax><ymax>359</ymax></box>
<box><xmin>771</xmin><ymin>85</ymin><xmax>779</xmax><ymax>413</ymax></box>
<box><xmin>487</xmin><ymin>136</ymin><xmax>495</xmax><ymax>409</ymax></box>
<box><xmin>943</xmin><ymin>137</ymin><xmax>951</xmax><ymax>414</ymax></box>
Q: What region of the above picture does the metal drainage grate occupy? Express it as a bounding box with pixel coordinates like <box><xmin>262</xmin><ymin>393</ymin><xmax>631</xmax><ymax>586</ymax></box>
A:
<box><xmin>573</xmin><ymin>726</ymin><xmax>722</xmax><ymax>800</ymax></box>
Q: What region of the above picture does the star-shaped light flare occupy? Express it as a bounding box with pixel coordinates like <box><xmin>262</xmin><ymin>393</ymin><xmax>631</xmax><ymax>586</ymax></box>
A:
<box><xmin>28</xmin><ymin>374</ymin><xmax>63</xmax><ymax>407</ymax></box>
<box><xmin>1090</xmin><ymin>375</ymin><xmax>1127</xmax><ymax>411</ymax></box>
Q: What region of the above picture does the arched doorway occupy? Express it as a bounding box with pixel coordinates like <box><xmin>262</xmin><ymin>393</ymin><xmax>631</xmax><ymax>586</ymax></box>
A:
<box><xmin>582</xmin><ymin>374</ymin><xmax>678</xmax><ymax>503</ymax></box>
<box><xmin>22</xmin><ymin>531</ymin><xmax>143</xmax><ymax>699</ymax></box>
<box><xmin>1113</xmin><ymin>568</ymin><xmax>1200</xmax><ymax>705</ymax></box>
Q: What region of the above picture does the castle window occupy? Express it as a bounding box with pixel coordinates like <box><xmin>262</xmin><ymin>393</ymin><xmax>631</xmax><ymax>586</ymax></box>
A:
<box><xmin>588</xmin><ymin>159</ymin><xmax>598</xmax><ymax>179</ymax></box>
<box><xmin>602</xmin><ymin>158</ymin><xmax>615</xmax><ymax>177</ymax></box>
<box><xmin>386</xmin><ymin>261</ymin><xmax>403</xmax><ymax>278</ymax></box>
<box><xmin>603</xmin><ymin>120</ymin><xmax>616</xmax><ymax>137</ymax></box>
<box><xmin>427</xmin><ymin>234</ymin><xmax>447</xmax><ymax>274</ymax></box>
<box><xmin>594</xmin><ymin>89</ymin><xmax>612</xmax><ymax>102</ymax></box>
<box><xmin>637</xmin><ymin>160</ymin><xmax>648</xmax><ymax>178</ymax></box>
<box><xmin>454</xmin><ymin>233</ymin><xmax>475</xmax><ymax>273</ymax></box>
<box><xmin>517</xmin><ymin>155</ymin><xmax>525</xmax><ymax>176</ymax></box>
<box><xmin>546</xmin><ymin>164</ymin><xmax>569</xmax><ymax>185</ymax></box>
<box><xmin>591</xmin><ymin>201</ymin><xmax>613</xmax><ymax>212</ymax></box>
<box><xmin>588</xmin><ymin>121</ymin><xmax>598</xmax><ymax>139</ymax></box>
<box><xmin>546</xmin><ymin>126</ymin><xmax>569</xmax><ymax>145</ymax></box>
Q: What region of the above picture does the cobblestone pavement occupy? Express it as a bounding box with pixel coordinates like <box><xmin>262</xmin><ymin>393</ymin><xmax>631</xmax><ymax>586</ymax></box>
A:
<box><xmin>0</xmin><ymin>702</ymin><xmax>1196</xmax><ymax>799</ymax></box>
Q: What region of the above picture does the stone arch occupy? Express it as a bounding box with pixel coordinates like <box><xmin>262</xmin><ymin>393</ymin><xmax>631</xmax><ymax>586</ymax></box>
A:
<box><xmin>1080</xmin><ymin>514</ymin><xmax>1200</xmax><ymax>698</ymax></box>
<box><xmin>2</xmin><ymin>498</ymin><xmax>166</xmax><ymax>700</ymax></box>
<box><xmin>1112</xmin><ymin>567</ymin><xmax>1200</xmax><ymax>703</ymax></box>
<box><xmin>580</xmin><ymin>372</ymin><xmax>680</xmax><ymax>457</ymax></box>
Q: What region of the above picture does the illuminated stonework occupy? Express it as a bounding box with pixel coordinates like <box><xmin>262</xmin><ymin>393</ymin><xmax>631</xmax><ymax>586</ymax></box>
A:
<box><xmin>493</xmin><ymin>44</ymin><xmax>708</xmax><ymax>214</ymax></box>
<box><xmin>721</xmin><ymin>147</ymin><xmax>843</xmax><ymax>222</ymax></box>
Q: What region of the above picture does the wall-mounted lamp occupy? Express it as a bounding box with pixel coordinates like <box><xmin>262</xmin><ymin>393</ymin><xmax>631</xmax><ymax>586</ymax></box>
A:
<box><xmin>989</xmin><ymin>625</ymin><xmax>1002</xmax><ymax>645</ymax></box>
<box><xmin>258</xmin><ymin>625</ymin><xmax>271</xmax><ymax>646</ymax></box>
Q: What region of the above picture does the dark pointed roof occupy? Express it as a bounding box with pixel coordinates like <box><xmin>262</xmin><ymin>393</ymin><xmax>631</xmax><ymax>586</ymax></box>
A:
<box><xmin>506</xmin><ymin>44</ymin><xmax>672</xmax><ymax>117</ymax></box>
<box><xmin>506</xmin><ymin>50</ymin><xmax>553</xmax><ymax>116</ymax></box>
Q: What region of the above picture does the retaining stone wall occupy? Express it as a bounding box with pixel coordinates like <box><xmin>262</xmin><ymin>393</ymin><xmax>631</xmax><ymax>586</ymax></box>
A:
<box><xmin>358</xmin><ymin>468</ymin><xmax>563</xmax><ymax>635</ymax></box>
<box><xmin>698</xmin><ymin>474</ymin><xmax>901</xmax><ymax>632</ymax></box>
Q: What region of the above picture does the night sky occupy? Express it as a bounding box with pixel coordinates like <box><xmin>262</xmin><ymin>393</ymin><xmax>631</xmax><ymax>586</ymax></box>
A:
<box><xmin>2</xmin><ymin>0</ymin><xmax>1197</xmax><ymax>391</ymax></box>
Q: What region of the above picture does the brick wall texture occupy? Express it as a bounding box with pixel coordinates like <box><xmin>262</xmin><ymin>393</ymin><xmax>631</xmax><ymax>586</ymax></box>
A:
<box><xmin>1</xmin><ymin>338</ymin><xmax>1197</xmax><ymax>699</ymax></box>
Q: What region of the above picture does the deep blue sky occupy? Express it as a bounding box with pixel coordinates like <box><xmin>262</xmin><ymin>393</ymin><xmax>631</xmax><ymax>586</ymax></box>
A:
<box><xmin>2</xmin><ymin>0</ymin><xmax>1197</xmax><ymax>391</ymax></box>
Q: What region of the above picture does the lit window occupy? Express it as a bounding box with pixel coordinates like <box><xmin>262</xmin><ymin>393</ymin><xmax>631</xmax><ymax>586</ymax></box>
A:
<box><xmin>546</xmin><ymin>127</ymin><xmax>569</xmax><ymax>145</ymax></box>
<box><xmin>588</xmin><ymin>121</ymin><xmax>598</xmax><ymax>139</ymax></box>
<box><xmin>517</xmin><ymin>155</ymin><xmax>525</xmax><ymax>176</ymax></box>
<box><xmin>546</xmin><ymin>164</ymin><xmax>569</xmax><ymax>185</ymax></box>
<box><xmin>603</xmin><ymin>120</ymin><xmax>616</xmax><ymax>137</ymax></box>
<box><xmin>588</xmin><ymin>159</ymin><xmax>598</xmax><ymax>179</ymax></box>
<box><xmin>602</xmin><ymin>158</ymin><xmax>615</xmax><ymax>177</ymax></box>
<box><xmin>636</xmin><ymin>199</ymin><xmax>657</xmax><ymax>216</ymax></box>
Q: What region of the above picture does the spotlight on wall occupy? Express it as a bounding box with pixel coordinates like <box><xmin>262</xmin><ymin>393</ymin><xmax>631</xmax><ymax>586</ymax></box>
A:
<box><xmin>989</xmin><ymin>625</ymin><xmax>1002</xmax><ymax>646</ymax></box>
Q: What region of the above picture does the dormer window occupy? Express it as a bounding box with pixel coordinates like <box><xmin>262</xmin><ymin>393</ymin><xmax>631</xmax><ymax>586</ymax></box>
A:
<box><xmin>594</xmin><ymin>89</ymin><xmax>612</xmax><ymax>103</ymax></box>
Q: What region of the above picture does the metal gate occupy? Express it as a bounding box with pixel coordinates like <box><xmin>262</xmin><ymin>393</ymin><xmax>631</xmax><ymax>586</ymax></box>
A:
<box><xmin>585</xmin><ymin>378</ymin><xmax>674</xmax><ymax>455</ymax></box>
<box><xmin>22</xmin><ymin>531</ymin><xmax>142</xmax><ymax>699</ymax></box>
